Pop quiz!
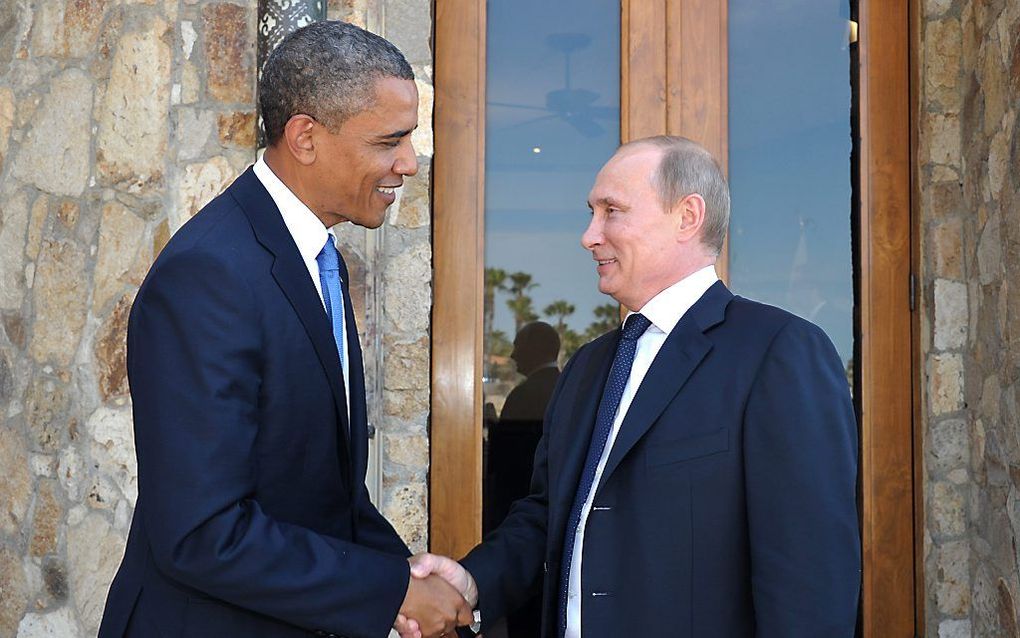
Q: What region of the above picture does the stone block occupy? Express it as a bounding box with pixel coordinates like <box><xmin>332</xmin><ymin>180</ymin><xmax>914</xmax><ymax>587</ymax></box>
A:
<box><xmin>988</xmin><ymin>122</ymin><xmax>1010</xmax><ymax>195</ymax></box>
<box><xmin>87</xmin><ymin>406</ymin><xmax>138</xmax><ymax>506</ymax></box>
<box><xmin>383</xmin><ymin>240</ymin><xmax>431</xmax><ymax>334</ymax></box>
<box><xmin>384</xmin><ymin>337</ymin><xmax>429</xmax><ymax>391</ymax></box>
<box><xmin>67</xmin><ymin>513</ymin><xmax>126</xmax><ymax>635</ymax></box>
<box><xmin>383</xmin><ymin>430</ymin><xmax>428</xmax><ymax>470</ymax></box>
<box><xmin>982</xmin><ymin>39</ymin><xmax>1007</xmax><ymax>136</ymax></box>
<box><xmin>29</xmin><ymin>239</ymin><xmax>88</xmax><ymax>367</ymax></box>
<box><xmin>930</xmin><ymin>217</ymin><xmax>963</xmax><ymax>279</ymax></box>
<box><xmin>929</xmin><ymin>353</ymin><xmax>964</xmax><ymax>416</ymax></box>
<box><xmin>411</xmin><ymin>77</ymin><xmax>433</xmax><ymax>157</ymax></box>
<box><xmin>931</xmin><ymin>481</ymin><xmax>967</xmax><ymax>537</ymax></box>
<box><xmin>384</xmin><ymin>388</ymin><xmax>428</xmax><ymax>420</ymax></box>
<box><xmin>392</xmin><ymin>159</ymin><xmax>429</xmax><ymax>228</ymax></box>
<box><xmin>15</xmin><ymin>606</ymin><xmax>78</xmax><ymax>638</ymax></box>
<box><xmin>176</xmin><ymin>108</ymin><xmax>216</xmax><ymax>161</ymax></box>
<box><xmin>0</xmin><ymin>189</ymin><xmax>29</xmax><ymax>310</ymax></box>
<box><xmin>997</xmin><ymin>578</ymin><xmax>1019</xmax><ymax>637</ymax></box>
<box><xmin>172</xmin><ymin>156</ymin><xmax>234</xmax><ymax>232</ymax></box>
<box><xmin>95</xmin><ymin>292</ymin><xmax>133</xmax><ymax>401</ymax></box>
<box><xmin>328</xmin><ymin>0</ymin><xmax>368</xmax><ymax>26</ymax></box>
<box><xmin>977</xmin><ymin>213</ymin><xmax>1002</xmax><ymax>285</ymax></box>
<box><xmin>0</xmin><ymin>86</ymin><xmax>13</xmax><ymax>173</ymax></box>
<box><xmin>922</xmin><ymin>112</ymin><xmax>962</xmax><ymax>168</ymax></box>
<box><xmin>929</xmin><ymin>418</ymin><xmax>969</xmax><ymax>476</ymax></box>
<box><xmin>181</xmin><ymin>62</ymin><xmax>201</xmax><ymax>104</ymax></box>
<box><xmin>934</xmin><ymin>279</ymin><xmax>968</xmax><ymax>350</ymax></box>
<box><xmin>11</xmin><ymin>69</ymin><xmax>92</xmax><ymax>197</ymax></box>
<box><xmin>925</xmin><ymin>18</ymin><xmax>962</xmax><ymax>111</ymax></box>
<box><xmin>202</xmin><ymin>3</ymin><xmax>254</xmax><ymax>104</ymax></box>
<box><xmin>217</xmin><ymin>110</ymin><xmax>257</xmax><ymax>148</ymax></box>
<box><xmin>384</xmin><ymin>0</ymin><xmax>431</xmax><ymax>65</ymax></box>
<box><xmin>64</xmin><ymin>0</ymin><xmax>108</xmax><ymax>58</ymax></box>
<box><xmin>25</xmin><ymin>374</ymin><xmax>71</xmax><ymax>452</ymax></box>
<box><xmin>934</xmin><ymin>539</ymin><xmax>971</xmax><ymax>616</ymax></box>
<box><xmin>25</xmin><ymin>193</ymin><xmax>48</xmax><ymax>262</ymax></box>
<box><xmin>96</xmin><ymin>17</ymin><xmax>172</xmax><ymax>193</ymax></box>
<box><xmin>29</xmin><ymin>2</ymin><xmax>66</xmax><ymax>58</ymax></box>
<box><xmin>938</xmin><ymin>619</ymin><xmax>972</xmax><ymax>638</ymax></box>
<box><xmin>0</xmin><ymin>547</ymin><xmax>28</xmax><ymax>636</ymax></box>
<box><xmin>29</xmin><ymin>479</ymin><xmax>62</xmax><ymax>557</ymax></box>
<box><xmin>92</xmin><ymin>202</ymin><xmax>146</xmax><ymax>314</ymax></box>
<box><xmin>41</xmin><ymin>558</ymin><xmax>69</xmax><ymax>604</ymax></box>
<box><xmin>0</xmin><ymin>426</ymin><xmax>31</xmax><ymax>536</ymax></box>
<box><xmin>381</xmin><ymin>482</ymin><xmax>427</xmax><ymax>552</ymax></box>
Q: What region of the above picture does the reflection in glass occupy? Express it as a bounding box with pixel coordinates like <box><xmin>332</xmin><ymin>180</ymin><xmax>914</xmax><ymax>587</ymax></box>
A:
<box><xmin>727</xmin><ymin>0</ymin><xmax>855</xmax><ymax>385</ymax></box>
<box><xmin>482</xmin><ymin>1</ymin><xmax>619</xmax><ymax>636</ymax></box>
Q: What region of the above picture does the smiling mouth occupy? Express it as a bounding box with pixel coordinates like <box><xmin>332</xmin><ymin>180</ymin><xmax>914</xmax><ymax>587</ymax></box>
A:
<box><xmin>596</xmin><ymin>258</ymin><xmax>617</xmax><ymax>266</ymax></box>
<box><xmin>376</xmin><ymin>185</ymin><xmax>399</xmax><ymax>195</ymax></box>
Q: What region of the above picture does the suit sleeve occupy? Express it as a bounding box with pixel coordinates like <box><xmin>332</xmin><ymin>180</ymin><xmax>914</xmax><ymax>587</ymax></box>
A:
<box><xmin>743</xmin><ymin>318</ymin><xmax>861</xmax><ymax>637</ymax></box>
<box><xmin>130</xmin><ymin>249</ymin><xmax>409</xmax><ymax>638</ymax></box>
<box><xmin>459</xmin><ymin>354</ymin><xmax>579</xmax><ymax>631</ymax></box>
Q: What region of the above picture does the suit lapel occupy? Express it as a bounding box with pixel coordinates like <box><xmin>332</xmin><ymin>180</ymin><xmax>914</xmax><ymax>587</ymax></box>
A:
<box><xmin>549</xmin><ymin>332</ymin><xmax>618</xmax><ymax>535</ymax></box>
<box><xmin>596</xmin><ymin>281</ymin><xmax>733</xmax><ymax>492</ymax></box>
<box><xmin>229</xmin><ymin>169</ymin><xmax>353</xmax><ymax>480</ymax></box>
<box><xmin>337</xmin><ymin>252</ymin><xmax>369</xmax><ymax>491</ymax></box>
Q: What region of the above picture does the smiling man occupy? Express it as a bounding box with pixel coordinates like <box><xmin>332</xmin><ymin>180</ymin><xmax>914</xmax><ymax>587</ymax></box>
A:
<box><xmin>98</xmin><ymin>21</ymin><xmax>471</xmax><ymax>638</ymax></box>
<box><xmin>412</xmin><ymin>136</ymin><xmax>861</xmax><ymax>637</ymax></box>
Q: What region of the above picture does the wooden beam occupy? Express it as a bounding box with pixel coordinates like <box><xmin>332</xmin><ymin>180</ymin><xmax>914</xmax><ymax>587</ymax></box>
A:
<box><xmin>430</xmin><ymin>0</ymin><xmax>485</xmax><ymax>559</ymax></box>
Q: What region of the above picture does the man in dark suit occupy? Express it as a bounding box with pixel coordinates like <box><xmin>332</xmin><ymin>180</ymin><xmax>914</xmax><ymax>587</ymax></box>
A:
<box><xmin>485</xmin><ymin>321</ymin><xmax>561</xmax><ymax>637</ymax></box>
<box><xmin>98</xmin><ymin>21</ymin><xmax>471</xmax><ymax>638</ymax></box>
<box><xmin>410</xmin><ymin>136</ymin><xmax>860</xmax><ymax>637</ymax></box>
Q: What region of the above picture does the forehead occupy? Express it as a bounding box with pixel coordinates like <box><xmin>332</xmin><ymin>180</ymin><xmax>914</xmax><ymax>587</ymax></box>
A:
<box><xmin>589</xmin><ymin>146</ymin><xmax>662</xmax><ymax>201</ymax></box>
<box><xmin>344</xmin><ymin>77</ymin><xmax>419</xmax><ymax>130</ymax></box>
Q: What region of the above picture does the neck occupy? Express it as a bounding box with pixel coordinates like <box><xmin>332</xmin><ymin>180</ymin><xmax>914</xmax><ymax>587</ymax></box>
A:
<box><xmin>263</xmin><ymin>146</ymin><xmax>333</xmax><ymax>228</ymax></box>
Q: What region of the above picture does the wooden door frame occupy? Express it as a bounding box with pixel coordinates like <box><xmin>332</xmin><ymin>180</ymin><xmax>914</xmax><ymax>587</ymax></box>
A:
<box><xmin>431</xmin><ymin>0</ymin><xmax>919</xmax><ymax>633</ymax></box>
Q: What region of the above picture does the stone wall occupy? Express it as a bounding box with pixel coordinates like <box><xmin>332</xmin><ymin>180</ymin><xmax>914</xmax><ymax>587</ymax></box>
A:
<box><xmin>920</xmin><ymin>0</ymin><xmax>1020</xmax><ymax>636</ymax></box>
<box><xmin>0</xmin><ymin>0</ymin><xmax>433</xmax><ymax>634</ymax></box>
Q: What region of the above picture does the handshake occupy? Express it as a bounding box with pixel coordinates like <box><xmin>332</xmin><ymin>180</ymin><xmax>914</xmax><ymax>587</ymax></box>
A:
<box><xmin>393</xmin><ymin>553</ymin><xmax>479</xmax><ymax>638</ymax></box>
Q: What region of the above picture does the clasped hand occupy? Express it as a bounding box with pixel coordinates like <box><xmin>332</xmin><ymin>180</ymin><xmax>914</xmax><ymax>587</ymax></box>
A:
<box><xmin>393</xmin><ymin>553</ymin><xmax>479</xmax><ymax>638</ymax></box>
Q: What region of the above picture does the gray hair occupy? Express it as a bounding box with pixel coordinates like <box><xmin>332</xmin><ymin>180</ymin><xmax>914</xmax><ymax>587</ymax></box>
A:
<box><xmin>260</xmin><ymin>21</ymin><xmax>414</xmax><ymax>145</ymax></box>
<box><xmin>621</xmin><ymin>135</ymin><xmax>731</xmax><ymax>256</ymax></box>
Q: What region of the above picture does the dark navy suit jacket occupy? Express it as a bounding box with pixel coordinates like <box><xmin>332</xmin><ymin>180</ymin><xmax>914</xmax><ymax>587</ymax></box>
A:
<box><xmin>98</xmin><ymin>168</ymin><xmax>411</xmax><ymax>638</ymax></box>
<box><xmin>461</xmin><ymin>281</ymin><xmax>861</xmax><ymax>637</ymax></box>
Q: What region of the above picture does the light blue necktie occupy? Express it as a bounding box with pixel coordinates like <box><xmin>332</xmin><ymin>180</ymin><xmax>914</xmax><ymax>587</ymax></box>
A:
<box><xmin>316</xmin><ymin>236</ymin><xmax>345</xmax><ymax>368</ymax></box>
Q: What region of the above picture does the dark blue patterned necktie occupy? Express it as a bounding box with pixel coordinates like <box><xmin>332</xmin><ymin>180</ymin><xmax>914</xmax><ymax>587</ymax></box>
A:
<box><xmin>558</xmin><ymin>312</ymin><xmax>652</xmax><ymax>636</ymax></box>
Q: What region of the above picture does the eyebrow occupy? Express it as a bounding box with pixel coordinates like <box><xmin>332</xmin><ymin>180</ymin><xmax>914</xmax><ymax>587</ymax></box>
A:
<box><xmin>588</xmin><ymin>196</ymin><xmax>624</xmax><ymax>210</ymax></box>
<box><xmin>376</xmin><ymin>126</ymin><xmax>417</xmax><ymax>141</ymax></box>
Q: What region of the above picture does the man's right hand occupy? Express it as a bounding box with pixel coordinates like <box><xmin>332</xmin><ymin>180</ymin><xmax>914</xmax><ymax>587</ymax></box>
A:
<box><xmin>397</xmin><ymin>574</ymin><xmax>473</xmax><ymax>638</ymax></box>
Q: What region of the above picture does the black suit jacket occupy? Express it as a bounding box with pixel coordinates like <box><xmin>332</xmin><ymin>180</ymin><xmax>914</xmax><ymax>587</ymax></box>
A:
<box><xmin>462</xmin><ymin>281</ymin><xmax>861</xmax><ymax>637</ymax></box>
<box><xmin>98</xmin><ymin>168</ymin><xmax>411</xmax><ymax>638</ymax></box>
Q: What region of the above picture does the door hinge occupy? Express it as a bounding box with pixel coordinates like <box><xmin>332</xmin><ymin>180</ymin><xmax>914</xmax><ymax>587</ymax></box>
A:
<box><xmin>909</xmin><ymin>273</ymin><xmax>917</xmax><ymax>312</ymax></box>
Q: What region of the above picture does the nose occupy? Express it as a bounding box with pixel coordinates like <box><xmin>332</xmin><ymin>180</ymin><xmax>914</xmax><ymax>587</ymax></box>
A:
<box><xmin>395</xmin><ymin>139</ymin><xmax>418</xmax><ymax>176</ymax></box>
<box><xmin>581</xmin><ymin>215</ymin><xmax>602</xmax><ymax>251</ymax></box>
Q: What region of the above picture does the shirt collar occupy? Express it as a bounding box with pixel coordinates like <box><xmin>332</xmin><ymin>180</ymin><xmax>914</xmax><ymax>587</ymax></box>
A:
<box><xmin>626</xmin><ymin>265</ymin><xmax>719</xmax><ymax>335</ymax></box>
<box><xmin>253</xmin><ymin>155</ymin><xmax>334</xmax><ymax>262</ymax></box>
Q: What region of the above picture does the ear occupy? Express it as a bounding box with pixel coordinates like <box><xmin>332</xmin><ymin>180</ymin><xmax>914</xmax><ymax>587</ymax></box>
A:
<box><xmin>281</xmin><ymin>114</ymin><xmax>317</xmax><ymax>166</ymax></box>
<box><xmin>674</xmin><ymin>193</ymin><xmax>707</xmax><ymax>242</ymax></box>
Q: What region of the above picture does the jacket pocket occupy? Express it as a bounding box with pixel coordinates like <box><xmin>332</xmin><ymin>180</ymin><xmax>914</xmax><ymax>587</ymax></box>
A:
<box><xmin>645</xmin><ymin>427</ymin><xmax>728</xmax><ymax>467</ymax></box>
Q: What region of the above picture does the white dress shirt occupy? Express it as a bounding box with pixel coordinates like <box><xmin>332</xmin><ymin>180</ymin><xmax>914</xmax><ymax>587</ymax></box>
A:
<box><xmin>253</xmin><ymin>157</ymin><xmax>350</xmax><ymax>418</ymax></box>
<box><xmin>565</xmin><ymin>265</ymin><xmax>719</xmax><ymax>638</ymax></box>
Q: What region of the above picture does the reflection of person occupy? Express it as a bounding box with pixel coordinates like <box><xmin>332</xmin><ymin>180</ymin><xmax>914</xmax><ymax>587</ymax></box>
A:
<box><xmin>500</xmin><ymin>321</ymin><xmax>562</xmax><ymax>424</ymax></box>
<box><xmin>486</xmin><ymin>322</ymin><xmax>561</xmax><ymax>637</ymax></box>
<box><xmin>412</xmin><ymin>136</ymin><xmax>860</xmax><ymax>637</ymax></box>
<box><xmin>98</xmin><ymin>21</ymin><xmax>470</xmax><ymax>638</ymax></box>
